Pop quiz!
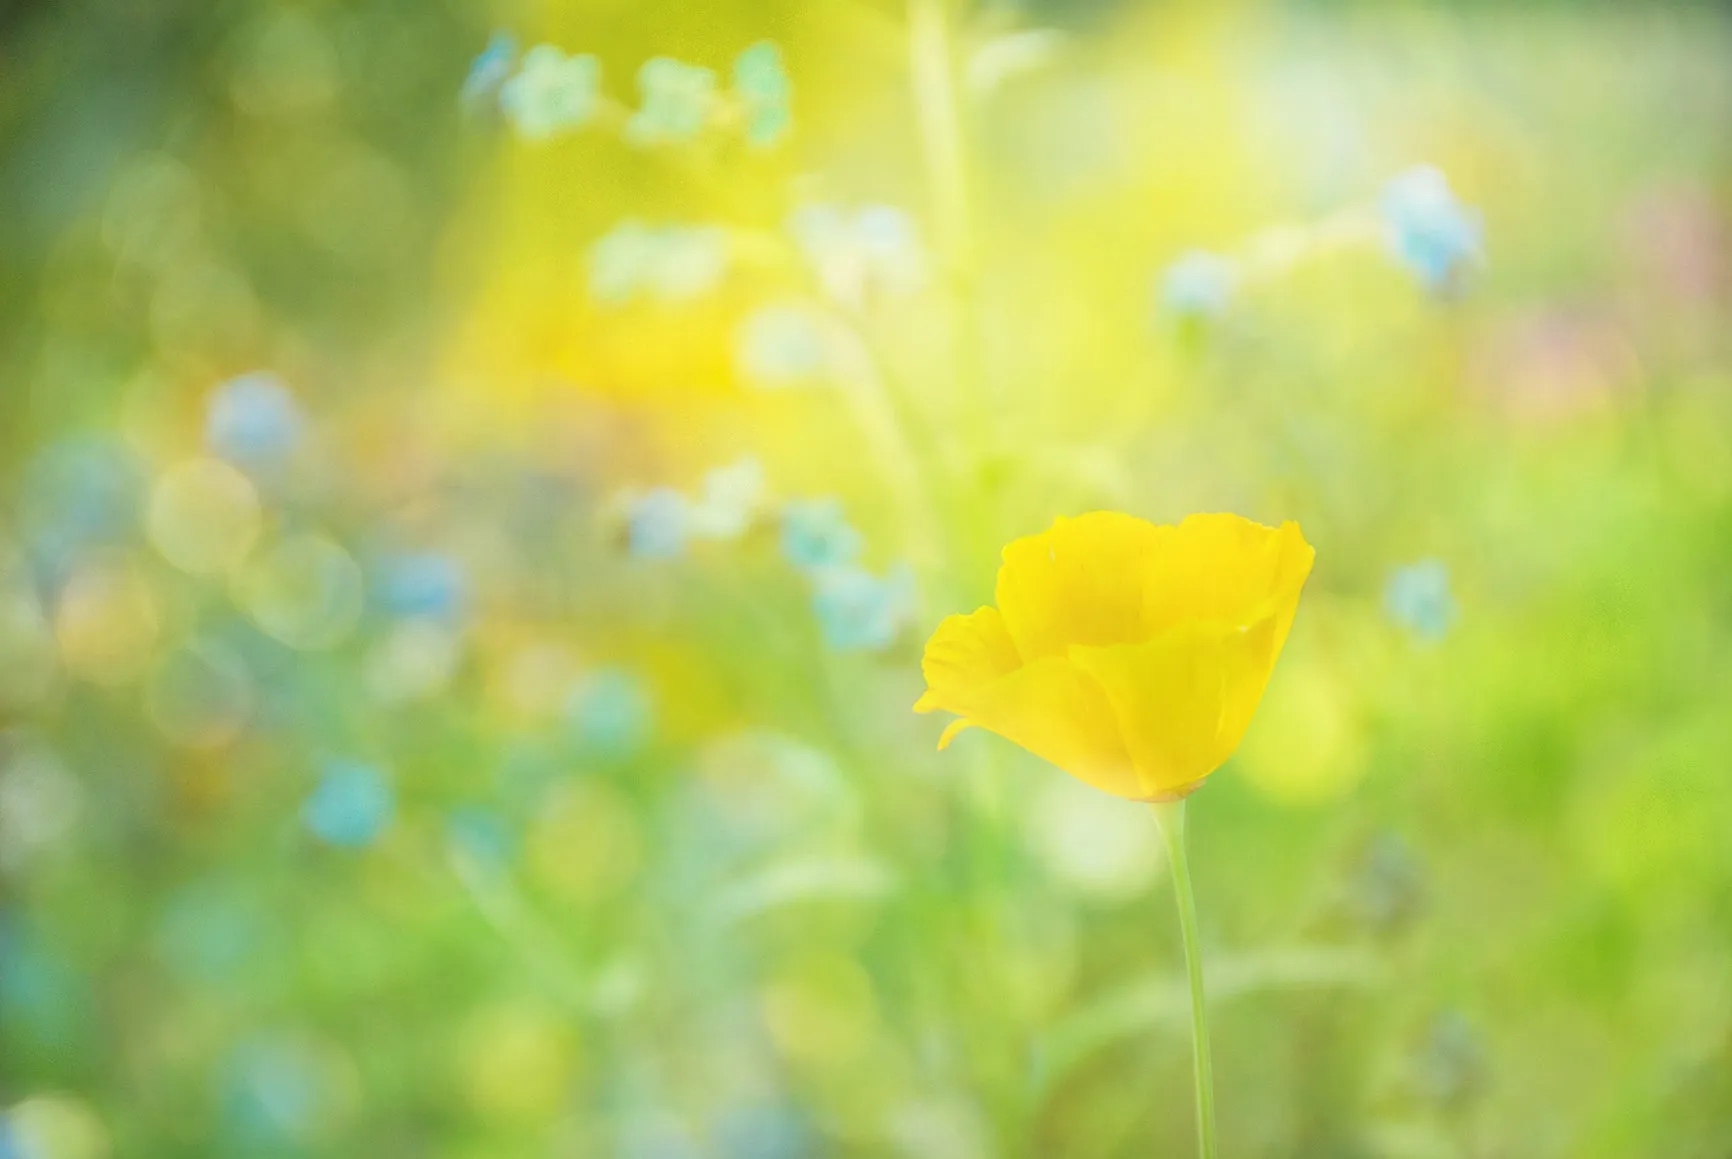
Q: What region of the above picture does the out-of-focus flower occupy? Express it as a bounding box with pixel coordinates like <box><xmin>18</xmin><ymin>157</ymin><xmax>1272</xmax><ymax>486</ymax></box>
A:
<box><xmin>790</xmin><ymin>204</ymin><xmax>925</xmax><ymax>307</ymax></box>
<box><xmin>1159</xmin><ymin>250</ymin><xmax>1237</xmax><ymax>320</ymax></box>
<box><xmin>374</xmin><ymin>552</ymin><xmax>466</xmax><ymax>622</ymax></box>
<box><xmin>689</xmin><ymin>458</ymin><xmax>767</xmax><ymax>541</ymax></box>
<box><xmin>916</xmin><ymin>513</ymin><xmax>1314</xmax><ymax>801</ymax></box>
<box><xmin>733</xmin><ymin>41</ymin><xmax>792</xmax><ymax>148</ymax></box>
<box><xmin>445</xmin><ymin>807</ymin><xmax>517</xmax><ymax>876</ymax></box>
<box><xmin>206</xmin><ymin>372</ymin><xmax>305</xmax><ymax>473</ymax></box>
<box><xmin>20</xmin><ymin>438</ymin><xmax>144</xmax><ymax>586</ymax></box>
<box><xmin>714</xmin><ymin>1103</ymin><xmax>815</xmax><ymax>1159</ymax></box>
<box><xmin>567</xmin><ymin>668</ymin><xmax>653</xmax><ymax>759</ymax></box>
<box><xmin>221</xmin><ymin>1036</ymin><xmax>340</xmax><ymax>1149</ymax></box>
<box><xmin>1412</xmin><ymin>1010</ymin><xmax>1488</xmax><ymax>1112</ymax></box>
<box><xmin>1344</xmin><ymin>829</ymin><xmax>1426</xmax><ymax>936</ymax></box>
<box><xmin>500</xmin><ymin>46</ymin><xmax>600</xmax><ymax>140</ymax></box>
<box><xmin>1382</xmin><ymin>166</ymin><xmax>1482</xmax><ymax>292</ymax></box>
<box><xmin>302</xmin><ymin>760</ymin><xmax>394</xmax><ymax>848</ymax></box>
<box><xmin>1384</xmin><ymin>559</ymin><xmax>1456</xmax><ymax>642</ymax></box>
<box><xmin>735</xmin><ymin>302</ymin><xmax>832</xmax><ymax>388</ymax></box>
<box><xmin>626</xmin><ymin>57</ymin><xmax>717</xmax><ymax>145</ymax></box>
<box><xmin>780</xmin><ymin>498</ymin><xmax>862</xmax><ymax>572</ymax></box>
<box><xmin>626</xmin><ymin>487</ymin><xmax>691</xmax><ymax>559</ymax></box>
<box><xmin>461</xmin><ymin>31</ymin><xmax>518</xmax><ymax>112</ymax></box>
<box><xmin>813</xmin><ymin>562</ymin><xmax>915</xmax><ymax>652</ymax></box>
<box><xmin>589</xmin><ymin>222</ymin><xmax>729</xmax><ymax>304</ymax></box>
<box><xmin>156</xmin><ymin>880</ymin><xmax>270</xmax><ymax>984</ymax></box>
<box><xmin>0</xmin><ymin>920</ymin><xmax>90</xmax><ymax>1048</ymax></box>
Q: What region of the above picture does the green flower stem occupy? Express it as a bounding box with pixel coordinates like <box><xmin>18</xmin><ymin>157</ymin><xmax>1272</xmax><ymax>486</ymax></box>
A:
<box><xmin>1152</xmin><ymin>798</ymin><xmax>1219</xmax><ymax>1159</ymax></box>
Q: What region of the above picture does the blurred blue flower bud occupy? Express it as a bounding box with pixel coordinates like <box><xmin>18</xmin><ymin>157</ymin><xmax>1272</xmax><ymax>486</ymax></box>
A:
<box><xmin>500</xmin><ymin>45</ymin><xmax>600</xmax><ymax>140</ymax></box>
<box><xmin>1383</xmin><ymin>165</ymin><xmax>1483</xmax><ymax>292</ymax></box>
<box><xmin>1384</xmin><ymin>559</ymin><xmax>1457</xmax><ymax>643</ymax></box>
<box><xmin>1413</xmin><ymin>1010</ymin><xmax>1488</xmax><ymax>1111</ymax></box>
<box><xmin>445</xmin><ymin>807</ymin><xmax>517</xmax><ymax>875</ymax></box>
<box><xmin>222</xmin><ymin>1037</ymin><xmax>327</xmax><ymax>1147</ymax></box>
<box><xmin>461</xmin><ymin>31</ymin><xmax>518</xmax><ymax>112</ymax></box>
<box><xmin>736</xmin><ymin>303</ymin><xmax>831</xmax><ymax>388</ymax></box>
<box><xmin>627</xmin><ymin>487</ymin><xmax>691</xmax><ymax>559</ymax></box>
<box><xmin>812</xmin><ymin>562</ymin><xmax>915</xmax><ymax>652</ymax></box>
<box><xmin>780</xmin><ymin>498</ymin><xmax>862</xmax><ymax>572</ymax></box>
<box><xmin>19</xmin><ymin>437</ymin><xmax>144</xmax><ymax>587</ymax></box>
<box><xmin>733</xmin><ymin>41</ymin><xmax>792</xmax><ymax>148</ymax></box>
<box><xmin>627</xmin><ymin>57</ymin><xmax>718</xmax><ymax>145</ymax></box>
<box><xmin>567</xmin><ymin>668</ymin><xmax>653</xmax><ymax>759</ymax></box>
<box><xmin>206</xmin><ymin>372</ymin><xmax>305</xmax><ymax>471</ymax></box>
<box><xmin>0</xmin><ymin>917</ymin><xmax>89</xmax><ymax>1048</ymax></box>
<box><xmin>689</xmin><ymin>458</ymin><xmax>767</xmax><ymax>541</ymax></box>
<box><xmin>375</xmin><ymin>552</ymin><xmax>466</xmax><ymax>622</ymax></box>
<box><xmin>590</xmin><ymin>223</ymin><xmax>729</xmax><ymax>305</ymax></box>
<box><xmin>715</xmin><ymin>1103</ymin><xmax>816</xmax><ymax>1159</ymax></box>
<box><xmin>1159</xmin><ymin>250</ymin><xmax>1237</xmax><ymax>320</ymax></box>
<box><xmin>156</xmin><ymin>881</ymin><xmax>269</xmax><ymax>984</ymax></box>
<box><xmin>302</xmin><ymin>760</ymin><xmax>394</xmax><ymax>848</ymax></box>
<box><xmin>790</xmin><ymin>203</ymin><xmax>925</xmax><ymax>306</ymax></box>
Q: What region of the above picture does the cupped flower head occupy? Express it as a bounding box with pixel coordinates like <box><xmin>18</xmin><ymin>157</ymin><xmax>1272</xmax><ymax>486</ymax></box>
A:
<box><xmin>915</xmin><ymin>512</ymin><xmax>1314</xmax><ymax>801</ymax></box>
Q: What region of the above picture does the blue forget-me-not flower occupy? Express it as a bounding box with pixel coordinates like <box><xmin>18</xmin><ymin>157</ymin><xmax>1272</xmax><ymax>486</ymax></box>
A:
<box><xmin>812</xmin><ymin>562</ymin><xmax>916</xmax><ymax>652</ymax></box>
<box><xmin>302</xmin><ymin>760</ymin><xmax>394</xmax><ymax>848</ymax></box>
<box><xmin>500</xmin><ymin>46</ymin><xmax>601</xmax><ymax>140</ymax></box>
<box><xmin>461</xmin><ymin>32</ymin><xmax>518</xmax><ymax>112</ymax></box>
<box><xmin>1159</xmin><ymin>249</ymin><xmax>1238</xmax><ymax>320</ymax></box>
<box><xmin>735</xmin><ymin>302</ymin><xmax>832</xmax><ymax>388</ymax></box>
<box><xmin>567</xmin><ymin>668</ymin><xmax>653</xmax><ymax>759</ymax></box>
<box><xmin>1385</xmin><ymin>559</ymin><xmax>1458</xmax><ymax>642</ymax></box>
<box><xmin>1383</xmin><ymin>166</ymin><xmax>1483</xmax><ymax>292</ymax></box>
<box><xmin>781</xmin><ymin>498</ymin><xmax>863</xmax><ymax>572</ymax></box>
<box><xmin>733</xmin><ymin>41</ymin><xmax>792</xmax><ymax>148</ymax></box>
<box><xmin>627</xmin><ymin>57</ymin><xmax>717</xmax><ymax>145</ymax></box>
<box><xmin>206</xmin><ymin>372</ymin><xmax>305</xmax><ymax>472</ymax></box>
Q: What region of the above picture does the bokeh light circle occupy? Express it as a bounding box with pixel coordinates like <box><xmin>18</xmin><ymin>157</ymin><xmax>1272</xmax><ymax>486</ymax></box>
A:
<box><xmin>146</xmin><ymin>458</ymin><xmax>263</xmax><ymax>575</ymax></box>
<box><xmin>235</xmin><ymin>534</ymin><xmax>363</xmax><ymax>651</ymax></box>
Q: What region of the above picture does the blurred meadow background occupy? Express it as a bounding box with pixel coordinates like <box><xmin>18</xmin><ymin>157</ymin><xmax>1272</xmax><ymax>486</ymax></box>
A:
<box><xmin>4</xmin><ymin>0</ymin><xmax>1732</xmax><ymax>1155</ymax></box>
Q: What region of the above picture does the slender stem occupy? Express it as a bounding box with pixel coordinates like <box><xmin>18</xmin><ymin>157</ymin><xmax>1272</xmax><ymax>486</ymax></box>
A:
<box><xmin>1152</xmin><ymin>799</ymin><xmax>1219</xmax><ymax>1159</ymax></box>
<box><xmin>908</xmin><ymin>0</ymin><xmax>974</xmax><ymax>280</ymax></box>
<box><xmin>907</xmin><ymin>0</ymin><xmax>986</xmax><ymax>427</ymax></box>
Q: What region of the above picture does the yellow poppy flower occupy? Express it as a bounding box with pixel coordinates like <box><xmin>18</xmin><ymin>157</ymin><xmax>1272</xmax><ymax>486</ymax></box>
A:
<box><xmin>915</xmin><ymin>512</ymin><xmax>1314</xmax><ymax>801</ymax></box>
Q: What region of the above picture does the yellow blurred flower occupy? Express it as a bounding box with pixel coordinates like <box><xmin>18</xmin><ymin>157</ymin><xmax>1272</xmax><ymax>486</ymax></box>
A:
<box><xmin>915</xmin><ymin>512</ymin><xmax>1313</xmax><ymax>801</ymax></box>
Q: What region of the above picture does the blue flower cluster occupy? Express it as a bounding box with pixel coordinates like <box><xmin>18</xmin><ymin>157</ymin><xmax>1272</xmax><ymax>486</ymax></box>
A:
<box><xmin>779</xmin><ymin>498</ymin><xmax>914</xmax><ymax>652</ymax></box>
<box><xmin>624</xmin><ymin>458</ymin><xmax>768</xmax><ymax>560</ymax></box>
<box><xmin>589</xmin><ymin>222</ymin><xmax>731</xmax><ymax>305</ymax></box>
<box><xmin>789</xmin><ymin>203</ymin><xmax>926</xmax><ymax>307</ymax></box>
<box><xmin>463</xmin><ymin>36</ymin><xmax>791</xmax><ymax>149</ymax></box>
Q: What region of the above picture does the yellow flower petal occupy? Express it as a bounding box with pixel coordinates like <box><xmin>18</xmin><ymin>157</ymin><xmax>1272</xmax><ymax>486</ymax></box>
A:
<box><xmin>1070</xmin><ymin>614</ymin><xmax>1287</xmax><ymax>796</ymax></box>
<box><xmin>945</xmin><ymin>657</ymin><xmax>1141</xmax><ymax>798</ymax></box>
<box><xmin>913</xmin><ymin>606</ymin><xmax>1021</xmax><ymax>714</ymax></box>
<box><xmin>995</xmin><ymin>512</ymin><xmax>1166</xmax><ymax>660</ymax></box>
<box><xmin>1142</xmin><ymin>514</ymin><xmax>1314</xmax><ymax>635</ymax></box>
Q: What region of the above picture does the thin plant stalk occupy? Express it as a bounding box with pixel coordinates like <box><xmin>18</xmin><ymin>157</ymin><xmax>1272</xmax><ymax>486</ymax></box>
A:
<box><xmin>907</xmin><ymin>0</ymin><xmax>986</xmax><ymax>424</ymax></box>
<box><xmin>1152</xmin><ymin>798</ymin><xmax>1219</xmax><ymax>1159</ymax></box>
